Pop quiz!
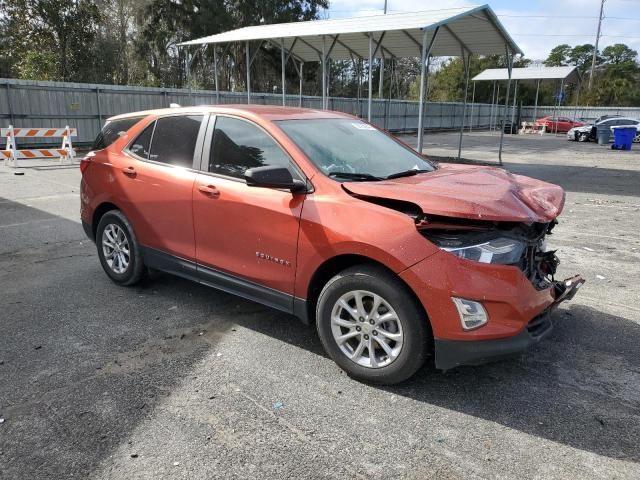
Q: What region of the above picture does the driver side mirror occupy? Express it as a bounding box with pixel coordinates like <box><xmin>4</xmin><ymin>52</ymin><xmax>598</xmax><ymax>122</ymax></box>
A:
<box><xmin>244</xmin><ymin>166</ymin><xmax>307</xmax><ymax>193</ymax></box>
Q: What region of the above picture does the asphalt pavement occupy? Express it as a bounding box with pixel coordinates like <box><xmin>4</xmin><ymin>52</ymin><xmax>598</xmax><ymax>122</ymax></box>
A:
<box><xmin>1</xmin><ymin>133</ymin><xmax>639</xmax><ymax>479</ymax></box>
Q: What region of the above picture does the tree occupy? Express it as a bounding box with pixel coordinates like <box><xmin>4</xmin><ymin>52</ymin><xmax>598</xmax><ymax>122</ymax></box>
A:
<box><xmin>601</xmin><ymin>43</ymin><xmax>637</xmax><ymax>65</ymax></box>
<box><xmin>568</xmin><ymin>44</ymin><xmax>597</xmax><ymax>74</ymax></box>
<box><xmin>1</xmin><ymin>0</ymin><xmax>102</xmax><ymax>81</ymax></box>
<box><xmin>544</xmin><ymin>44</ymin><xmax>571</xmax><ymax>67</ymax></box>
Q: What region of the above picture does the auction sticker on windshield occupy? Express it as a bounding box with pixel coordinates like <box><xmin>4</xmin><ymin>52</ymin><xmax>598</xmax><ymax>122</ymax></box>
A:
<box><xmin>351</xmin><ymin>122</ymin><xmax>376</xmax><ymax>130</ymax></box>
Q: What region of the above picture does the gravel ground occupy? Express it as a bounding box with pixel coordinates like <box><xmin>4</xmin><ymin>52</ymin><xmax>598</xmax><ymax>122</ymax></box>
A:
<box><xmin>0</xmin><ymin>132</ymin><xmax>639</xmax><ymax>479</ymax></box>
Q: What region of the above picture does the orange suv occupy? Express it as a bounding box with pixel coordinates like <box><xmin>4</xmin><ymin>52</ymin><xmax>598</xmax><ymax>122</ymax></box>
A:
<box><xmin>80</xmin><ymin>105</ymin><xmax>584</xmax><ymax>384</ymax></box>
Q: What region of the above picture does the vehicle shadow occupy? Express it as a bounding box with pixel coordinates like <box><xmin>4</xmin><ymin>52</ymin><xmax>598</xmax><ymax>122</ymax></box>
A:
<box><xmin>234</xmin><ymin>302</ymin><xmax>640</xmax><ymax>463</ymax></box>
<box><xmin>0</xmin><ymin>199</ymin><xmax>238</xmax><ymax>479</ymax></box>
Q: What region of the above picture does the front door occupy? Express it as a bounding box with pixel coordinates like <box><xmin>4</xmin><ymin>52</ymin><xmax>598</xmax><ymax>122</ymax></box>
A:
<box><xmin>192</xmin><ymin>115</ymin><xmax>305</xmax><ymax>301</ymax></box>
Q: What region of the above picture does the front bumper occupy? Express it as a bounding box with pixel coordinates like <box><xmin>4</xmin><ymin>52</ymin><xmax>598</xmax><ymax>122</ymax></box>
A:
<box><xmin>433</xmin><ymin>274</ymin><xmax>585</xmax><ymax>370</ymax></box>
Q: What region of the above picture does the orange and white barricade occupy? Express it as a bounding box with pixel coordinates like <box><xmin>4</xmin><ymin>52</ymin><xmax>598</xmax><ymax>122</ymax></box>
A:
<box><xmin>1</xmin><ymin>125</ymin><xmax>77</xmax><ymax>167</ymax></box>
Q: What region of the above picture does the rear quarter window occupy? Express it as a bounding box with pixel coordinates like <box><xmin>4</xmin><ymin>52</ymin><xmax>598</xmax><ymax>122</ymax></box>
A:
<box><xmin>92</xmin><ymin>117</ymin><xmax>145</xmax><ymax>151</ymax></box>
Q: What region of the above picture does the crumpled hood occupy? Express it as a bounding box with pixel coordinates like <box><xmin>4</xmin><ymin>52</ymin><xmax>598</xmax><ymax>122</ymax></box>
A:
<box><xmin>343</xmin><ymin>164</ymin><xmax>565</xmax><ymax>223</ymax></box>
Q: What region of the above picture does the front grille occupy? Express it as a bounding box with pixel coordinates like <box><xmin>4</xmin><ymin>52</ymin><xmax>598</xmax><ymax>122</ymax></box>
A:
<box><xmin>527</xmin><ymin>312</ymin><xmax>552</xmax><ymax>338</ymax></box>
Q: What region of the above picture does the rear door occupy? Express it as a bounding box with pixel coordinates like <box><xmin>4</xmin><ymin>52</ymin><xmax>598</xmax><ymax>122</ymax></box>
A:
<box><xmin>117</xmin><ymin>114</ymin><xmax>207</xmax><ymax>261</ymax></box>
<box><xmin>192</xmin><ymin>115</ymin><xmax>305</xmax><ymax>302</ymax></box>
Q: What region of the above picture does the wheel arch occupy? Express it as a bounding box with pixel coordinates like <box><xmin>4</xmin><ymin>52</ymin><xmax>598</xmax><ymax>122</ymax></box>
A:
<box><xmin>302</xmin><ymin>254</ymin><xmax>431</xmax><ymax>333</ymax></box>
<box><xmin>92</xmin><ymin>202</ymin><xmax>121</xmax><ymax>239</ymax></box>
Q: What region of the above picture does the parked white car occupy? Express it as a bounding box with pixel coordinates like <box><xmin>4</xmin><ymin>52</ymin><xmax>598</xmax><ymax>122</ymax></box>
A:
<box><xmin>567</xmin><ymin>117</ymin><xmax>640</xmax><ymax>143</ymax></box>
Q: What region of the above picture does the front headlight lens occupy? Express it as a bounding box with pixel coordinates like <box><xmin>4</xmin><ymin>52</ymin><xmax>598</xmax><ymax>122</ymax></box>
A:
<box><xmin>442</xmin><ymin>237</ymin><xmax>525</xmax><ymax>264</ymax></box>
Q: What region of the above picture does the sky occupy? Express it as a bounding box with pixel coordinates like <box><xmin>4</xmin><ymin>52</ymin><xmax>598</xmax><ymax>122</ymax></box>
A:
<box><xmin>324</xmin><ymin>0</ymin><xmax>640</xmax><ymax>61</ymax></box>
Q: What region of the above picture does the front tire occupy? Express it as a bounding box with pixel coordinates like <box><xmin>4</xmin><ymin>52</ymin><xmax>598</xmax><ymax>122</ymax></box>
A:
<box><xmin>316</xmin><ymin>264</ymin><xmax>430</xmax><ymax>385</ymax></box>
<box><xmin>578</xmin><ymin>132</ymin><xmax>589</xmax><ymax>142</ymax></box>
<box><xmin>96</xmin><ymin>210</ymin><xmax>146</xmax><ymax>286</ymax></box>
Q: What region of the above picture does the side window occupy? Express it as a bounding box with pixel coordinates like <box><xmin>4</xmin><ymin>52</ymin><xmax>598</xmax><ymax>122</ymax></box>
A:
<box><xmin>92</xmin><ymin>116</ymin><xmax>144</xmax><ymax>150</ymax></box>
<box><xmin>148</xmin><ymin>115</ymin><xmax>203</xmax><ymax>167</ymax></box>
<box><xmin>129</xmin><ymin>122</ymin><xmax>155</xmax><ymax>159</ymax></box>
<box><xmin>208</xmin><ymin>116</ymin><xmax>297</xmax><ymax>179</ymax></box>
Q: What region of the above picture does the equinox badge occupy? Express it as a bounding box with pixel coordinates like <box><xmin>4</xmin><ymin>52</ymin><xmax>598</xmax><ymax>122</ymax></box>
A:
<box><xmin>256</xmin><ymin>251</ymin><xmax>291</xmax><ymax>267</ymax></box>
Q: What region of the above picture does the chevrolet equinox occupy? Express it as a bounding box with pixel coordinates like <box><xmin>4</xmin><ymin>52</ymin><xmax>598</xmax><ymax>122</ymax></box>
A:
<box><xmin>80</xmin><ymin>105</ymin><xmax>584</xmax><ymax>384</ymax></box>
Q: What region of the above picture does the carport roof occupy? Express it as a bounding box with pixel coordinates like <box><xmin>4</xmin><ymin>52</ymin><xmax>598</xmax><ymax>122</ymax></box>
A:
<box><xmin>178</xmin><ymin>4</ymin><xmax>522</xmax><ymax>61</ymax></box>
<box><xmin>472</xmin><ymin>66</ymin><xmax>580</xmax><ymax>83</ymax></box>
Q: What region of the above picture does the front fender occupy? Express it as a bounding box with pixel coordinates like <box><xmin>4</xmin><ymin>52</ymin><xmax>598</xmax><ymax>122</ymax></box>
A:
<box><xmin>293</xmin><ymin>194</ymin><xmax>439</xmax><ymax>299</ymax></box>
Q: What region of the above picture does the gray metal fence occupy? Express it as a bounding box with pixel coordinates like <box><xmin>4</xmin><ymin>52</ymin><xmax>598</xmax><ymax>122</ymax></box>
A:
<box><xmin>2</xmin><ymin>78</ymin><xmax>640</xmax><ymax>147</ymax></box>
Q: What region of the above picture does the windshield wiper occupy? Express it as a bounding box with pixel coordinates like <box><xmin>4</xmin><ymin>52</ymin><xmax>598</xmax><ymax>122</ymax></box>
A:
<box><xmin>385</xmin><ymin>169</ymin><xmax>432</xmax><ymax>180</ymax></box>
<box><xmin>328</xmin><ymin>172</ymin><xmax>382</xmax><ymax>181</ymax></box>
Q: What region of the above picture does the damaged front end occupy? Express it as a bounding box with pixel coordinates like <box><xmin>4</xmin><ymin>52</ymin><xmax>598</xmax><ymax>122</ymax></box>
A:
<box><xmin>414</xmin><ymin>213</ymin><xmax>585</xmax><ymax>370</ymax></box>
<box><xmin>417</xmin><ymin>214</ymin><xmax>584</xmax><ymax>305</ymax></box>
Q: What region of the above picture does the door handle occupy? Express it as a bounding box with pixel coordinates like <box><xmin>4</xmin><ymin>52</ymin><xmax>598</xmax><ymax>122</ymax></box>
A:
<box><xmin>198</xmin><ymin>185</ymin><xmax>220</xmax><ymax>198</ymax></box>
<box><xmin>122</xmin><ymin>166</ymin><xmax>136</xmax><ymax>177</ymax></box>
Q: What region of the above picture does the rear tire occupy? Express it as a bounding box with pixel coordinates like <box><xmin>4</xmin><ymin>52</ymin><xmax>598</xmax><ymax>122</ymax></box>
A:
<box><xmin>316</xmin><ymin>264</ymin><xmax>430</xmax><ymax>385</ymax></box>
<box><xmin>96</xmin><ymin>210</ymin><xmax>146</xmax><ymax>286</ymax></box>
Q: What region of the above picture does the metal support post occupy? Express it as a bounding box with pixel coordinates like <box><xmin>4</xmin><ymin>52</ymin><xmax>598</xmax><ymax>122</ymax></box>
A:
<box><xmin>213</xmin><ymin>46</ymin><xmax>220</xmax><ymax>104</ymax></box>
<box><xmin>489</xmin><ymin>80</ymin><xmax>496</xmax><ymax>131</ymax></box>
<box><xmin>498</xmin><ymin>47</ymin><xmax>513</xmax><ymax>165</ymax></box>
<box><xmin>494</xmin><ymin>83</ymin><xmax>500</xmax><ymax>131</ymax></box>
<box><xmin>246</xmin><ymin>41</ymin><xmax>251</xmax><ymax>104</ymax></box>
<box><xmin>367</xmin><ymin>34</ymin><xmax>373</xmax><ymax>121</ymax></box>
<box><xmin>416</xmin><ymin>27</ymin><xmax>439</xmax><ymax>153</ymax></box>
<box><xmin>322</xmin><ymin>36</ymin><xmax>327</xmax><ymax>109</ymax></box>
<box><xmin>469</xmin><ymin>81</ymin><xmax>476</xmax><ymax>132</ymax></box>
<box><xmin>281</xmin><ymin>38</ymin><xmax>286</xmax><ymax>106</ymax></box>
<box><xmin>573</xmin><ymin>80</ymin><xmax>581</xmax><ymax>120</ymax></box>
<box><xmin>379</xmin><ymin>57</ymin><xmax>384</xmax><ymax>99</ymax></box>
<box><xmin>555</xmin><ymin>79</ymin><xmax>565</xmax><ymax>135</ymax></box>
<box><xmin>533</xmin><ymin>79</ymin><xmax>540</xmax><ymax>121</ymax></box>
<box><xmin>299</xmin><ymin>62</ymin><xmax>304</xmax><ymax>107</ymax></box>
<box><xmin>96</xmin><ymin>88</ymin><xmax>102</xmax><ymax>127</ymax></box>
<box><xmin>511</xmin><ymin>79</ymin><xmax>518</xmax><ymax>126</ymax></box>
<box><xmin>457</xmin><ymin>51</ymin><xmax>471</xmax><ymax>160</ymax></box>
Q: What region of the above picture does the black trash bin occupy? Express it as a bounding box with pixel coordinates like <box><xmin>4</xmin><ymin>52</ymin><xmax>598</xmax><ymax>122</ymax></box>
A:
<box><xmin>503</xmin><ymin>121</ymin><xmax>517</xmax><ymax>134</ymax></box>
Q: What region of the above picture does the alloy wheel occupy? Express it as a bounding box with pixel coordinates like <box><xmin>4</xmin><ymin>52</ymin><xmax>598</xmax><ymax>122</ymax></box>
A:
<box><xmin>101</xmin><ymin>223</ymin><xmax>130</xmax><ymax>274</ymax></box>
<box><xmin>330</xmin><ymin>290</ymin><xmax>404</xmax><ymax>368</ymax></box>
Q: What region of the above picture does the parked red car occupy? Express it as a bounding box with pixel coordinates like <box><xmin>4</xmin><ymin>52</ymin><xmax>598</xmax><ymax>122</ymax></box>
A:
<box><xmin>80</xmin><ymin>105</ymin><xmax>584</xmax><ymax>384</ymax></box>
<box><xmin>534</xmin><ymin>116</ymin><xmax>586</xmax><ymax>133</ymax></box>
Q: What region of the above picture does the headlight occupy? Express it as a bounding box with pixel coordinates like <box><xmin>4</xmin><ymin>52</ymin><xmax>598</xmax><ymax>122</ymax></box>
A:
<box><xmin>444</xmin><ymin>237</ymin><xmax>524</xmax><ymax>264</ymax></box>
<box><xmin>423</xmin><ymin>233</ymin><xmax>525</xmax><ymax>265</ymax></box>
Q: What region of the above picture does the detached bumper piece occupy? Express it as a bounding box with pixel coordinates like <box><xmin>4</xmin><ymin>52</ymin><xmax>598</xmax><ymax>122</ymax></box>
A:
<box><xmin>434</xmin><ymin>274</ymin><xmax>585</xmax><ymax>371</ymax></box>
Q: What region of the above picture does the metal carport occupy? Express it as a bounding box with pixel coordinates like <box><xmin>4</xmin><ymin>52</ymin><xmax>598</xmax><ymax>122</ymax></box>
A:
<box><xmin>472</xmin><ymin>66</ymin><xmax>581</xmax><ymax>142</ymax></box>
<box><xmin>178</xmin><ymin>4</ymin><xmax>522</xmax><ymax>160</ymax></box>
